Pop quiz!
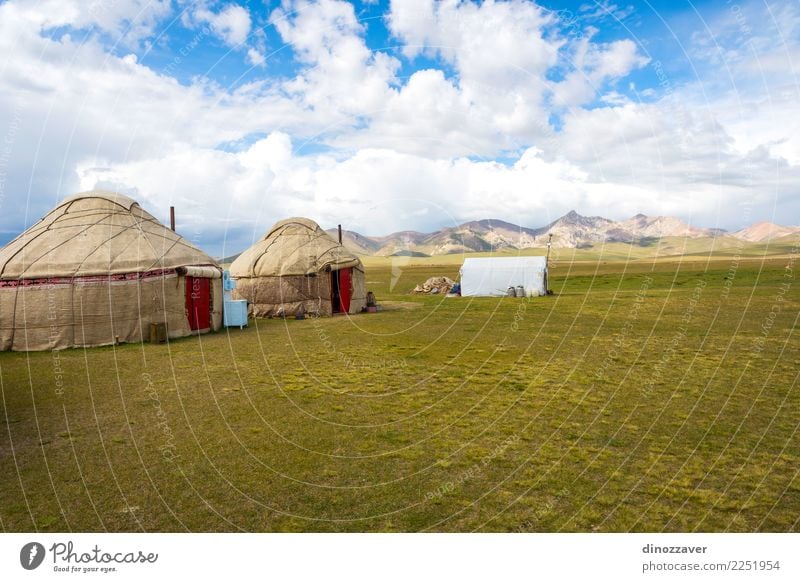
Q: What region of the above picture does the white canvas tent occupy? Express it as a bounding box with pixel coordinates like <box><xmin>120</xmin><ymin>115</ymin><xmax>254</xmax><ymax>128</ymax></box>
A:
<box><xmin>460</xmin><ymin>256</ymin><xmax>548</xmax><ymax>297</ymax></box>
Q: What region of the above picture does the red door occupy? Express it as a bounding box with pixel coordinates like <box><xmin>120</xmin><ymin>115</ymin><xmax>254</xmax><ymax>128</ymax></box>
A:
<box><xmin>337</xmin><ymin>268</ymin><xmax>352</xmax><ymax>314</ymax></box>
<box><xmin>186</xmin><ymin>276</ymin><xmax>211</xmax><ymax>331</ymax></box>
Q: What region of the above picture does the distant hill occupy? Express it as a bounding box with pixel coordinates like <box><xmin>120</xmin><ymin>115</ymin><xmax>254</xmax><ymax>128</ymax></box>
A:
<box><xmin>371</xmin><ymin>230</ymin><xmax>431</xmax><ymax>256</ymax></box>
<box><xmin>223</xmin><ymin>213</ymin><xmax>798</xmax><ymax>259</ymax></box>
<box><xmin>324</xmin><ymin>228</ymin><xmax>382</xmax><ymax>255</ymax></box>
<box><xmin>389</xmin><ymin>249</ymin><xmax>430</xmax><ymax>257</ymax></box>
<box><xmin>220</xmin><ymin>252</ymin><xmax>241</xmax><ymax>264</ymax></box>
<box><xmin>417</xmin><ymin>219</ymin><xmax>543</xmax><ymax>255</ymax></box>
<box><xmin>328</xmin><ymin>211</ymin><xmax>757</xmax><ymax>256</ymax></box>
<box><xmin>731</xmin><ymin>221</ymin><xmax>800</xmax><ymax>242</ymax></box>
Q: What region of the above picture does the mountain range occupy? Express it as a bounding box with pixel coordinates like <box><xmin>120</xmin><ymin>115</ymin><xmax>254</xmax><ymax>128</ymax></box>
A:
<box><xmin>324</xmin><ymin>211</ymin><xmax>800</xmax><ymax>257</ymax></box>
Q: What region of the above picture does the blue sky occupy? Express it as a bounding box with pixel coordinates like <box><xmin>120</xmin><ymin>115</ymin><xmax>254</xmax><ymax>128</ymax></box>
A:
<box><xmin>0</xmin><ymin>0</ymin><xmax>798</xmax><ymax>257</ymax></box>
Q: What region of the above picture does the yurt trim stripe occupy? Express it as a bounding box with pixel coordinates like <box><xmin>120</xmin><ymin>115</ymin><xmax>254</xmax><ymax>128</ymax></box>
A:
<box><xmin>0</xmin><ymin>267</ymin><xmax>181</xmax><ymax>287</ymax></box>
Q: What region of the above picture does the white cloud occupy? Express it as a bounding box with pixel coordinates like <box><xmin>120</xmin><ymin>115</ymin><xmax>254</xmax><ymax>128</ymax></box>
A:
<box><xmin>9</xmin><ymin>0</ymin><xmax>171</xmax><ymax>45</ymax></box>
<box><xmin>679</xmin><ymin>1</ymin><xmax>800</xmax><ymax>169</ymax></box>
<box><xmin>578</xmin><ymin>1</ymin><xmax>637</xmax><ymax>24</ymax></box>
<box><xmin>383</xmin><ymin>0</ymin><xmax>649</xmax><ymax>152</ymax></box>
<box><xmin>271</xmin><ymin>0</ymin><xmax>364</xmax><ymax>63</ymax></box>
<box><xmin>388</xmin><ymin>0</ymin><xmax>559</xmax><ymax>84</ymax></box>
<box><xmin>194</xmin><ymin>3</ymin><xmax>252</xmax><ymax>47</ymax></box>
<box><xmin>387</xmin><ymin>0</ymin><xmax>560</xmax><ymax>140</ymax></box>
<box><xmin>76</xmin><ymin>135</ymin><xmax>286</xmax><ymax>253</ymax></box>
<box><xmin>553</xmin><ymin>35</ymin><xmax>650</xmax><ymax>108</ymax></box>
<box><xmin>247</xmin><ymin>47</ymin><xmax>266</xmax><ymax>66</ymax></box>
<box><xmin>76</xmin><ymin>112</ymin><xmax>799</xmax><ymax>254</ymax></box>
<box><xmin>0</xmin><ymin>0</ymin><xmax>317</xmax><ymax>242</ymax></box>
<box><xmin>1</xmin><ymin>0</ymin><xmax>799</xmax><ymax>256</ymax></box>
<box><xmin>332</xmin><ymin>68</ymin><xmax>503</xmax><ymax>158</ymax></box>
<box><xmin>555</xmin><ymin>97</ymin><xmax>800</xmax><ymax>226</ymax></box>
<box><xmin>270</xmin><ymin>0</ymin><xmax>400</xmax><ymax>119</ymax></box>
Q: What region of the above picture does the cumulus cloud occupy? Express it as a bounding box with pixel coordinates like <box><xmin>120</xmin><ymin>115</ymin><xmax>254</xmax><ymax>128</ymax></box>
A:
<box><xmin>0</xmin><ymin>0</ymin><xmax>798</xmax><ymax>256</ymax></box>
<box><xmin>332</xmin><ymin>68</ymin><xmax>503</xmax><ymax>158</ymax></box>
<box><xmin>270</xmin><ymin>0</ymin><xmax>400</xmax><ymax>120</ymax></box>
<box><xmin>552</xmin><ymin>32</ymin><xmax>650</xmax><ymax>108</ymax></box>
<box><xmin>0</xmin><ymin>0</ymin><xmax>308</xmax><ymax>240</ymax></box>
<box><xmin>381</xmin><ymin>0</ymin><xmax>649</xmax><ymax>153</ymax></box>
<box><xmin>193</xmin><ymin>3</ymin><xmax>252</xmax><ymax>47</ymax></box>
<box><xmin>8</xmin><ymin>0</ymin><xmax>172</xmax><ymax>45</ymax></box>
<box><xmin>388</xmin><ymin>0</ymin><xmax>559</xmax><ymax>84</ymax></box>
<box><xmin>247</xmin><ymin>47</ymin><xmax>266</xmax><ymax>66</ymax></box>
<box><xmin>76</xmin><ymin>135</ymin><xmax>288</xmax><ymax>254</ymax></box>
<box><xmin>387</xmin><ymin>0</ymin><xmax>559</xmax><ymax>142</ymax></box>
<box><xmin>75</xmin><ymin>119</ymin><xmax>799</xmax><ymax>257</ymax></box>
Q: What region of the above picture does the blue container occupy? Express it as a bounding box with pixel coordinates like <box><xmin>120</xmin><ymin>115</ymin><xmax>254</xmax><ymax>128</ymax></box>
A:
<box><xmin>223</xmin><ymin>270</ymin><xmax>236</xmax><ymax>292</ymax></box>
<box><xmin>223</xmin><ymin>300</ymin><xmax>248</xmax><ymax>328</ymax></box>
<box><xmin>222</xmin><ymin>270</ymin><xmax>248</xmax><ymax>328</ymax></box>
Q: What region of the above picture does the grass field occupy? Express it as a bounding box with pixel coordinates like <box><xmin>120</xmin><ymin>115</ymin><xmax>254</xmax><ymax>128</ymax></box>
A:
<box><xmin>1</xmin><ymin>246</ymin><xmax>798</xmax><ymax>532</ymax></box>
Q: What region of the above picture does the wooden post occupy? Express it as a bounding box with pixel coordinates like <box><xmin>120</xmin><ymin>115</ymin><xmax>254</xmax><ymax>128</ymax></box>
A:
<box><xmin>170</xmin><ymin>206</ymin><xmax>176</xmax><ymax>232</ymax></box>
<box><xmin>338</xmin><ymin>224</ymin><xmax>342</xmax><ymax>244</ymax></box>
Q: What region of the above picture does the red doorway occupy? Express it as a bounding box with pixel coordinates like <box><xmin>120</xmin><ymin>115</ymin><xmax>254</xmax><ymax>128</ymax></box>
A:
<box><xmin>186</xmin><ymin>276</ymin><xmax>211</xmax><ymax>331</ymax></box>
<box><xmin>331</xmin><ymin>268</ymin><xmax>352</xmax><ymax>314</ymax></box>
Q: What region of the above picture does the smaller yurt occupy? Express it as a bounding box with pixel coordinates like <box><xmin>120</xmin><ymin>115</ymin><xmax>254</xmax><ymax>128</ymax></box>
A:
<box><xmin>230</xmin><ymin>217</ymin><xmax>366</xmax><ymax>317</ymax></box>
<box><xmin>0</xmin><ymin>191</ymin><xmax>222</xmax><ymax>351</ymax></box>
<box><xmin>460</xmin><ymin>256</ymin><xmax>548</xmax><ymax>297</ymax></box>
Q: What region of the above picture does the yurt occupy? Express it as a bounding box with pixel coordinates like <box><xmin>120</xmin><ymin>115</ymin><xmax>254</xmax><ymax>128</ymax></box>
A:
<box><xmin>230</xmin><ymin>217</ymin><xmax>366</xmax><ymax>317</ymax></box>
<box><xmin>0</xmin><ymin>191</ymin><xmax>222</xmax><ymax>351</ymax></box>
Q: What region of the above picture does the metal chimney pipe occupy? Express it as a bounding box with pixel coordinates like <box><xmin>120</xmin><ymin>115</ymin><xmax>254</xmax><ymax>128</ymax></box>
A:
<box><xmin>338</xmin><ymin>224</ymin><xmax>342</xmax><ymax>244</ymax></box>
<box><xmin>170</xmin><ymin>206</ymin><xmax>175</xmax><ymax>232</ymax></box>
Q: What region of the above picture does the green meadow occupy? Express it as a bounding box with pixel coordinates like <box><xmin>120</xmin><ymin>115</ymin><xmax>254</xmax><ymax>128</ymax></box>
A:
<box><xmin>1</xmin><ymin>244</ymin><xmax>798</xmax><ymax>532</ymax></box>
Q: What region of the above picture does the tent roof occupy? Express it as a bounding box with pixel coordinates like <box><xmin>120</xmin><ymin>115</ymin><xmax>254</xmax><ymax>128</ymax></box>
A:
<box><xmin>0</xmin><ymin>190</ymin><xmax>218</xmax><ymax>279</ymax></box>
<box><xmin>230</xmin><ymin>217</ymin><xmax>362</xmax><ymax>277</ymax></box>
<box><xmin>461</xmin><ymin>256</ymin><xmax>547</xmax><ymax>270</ymax></box>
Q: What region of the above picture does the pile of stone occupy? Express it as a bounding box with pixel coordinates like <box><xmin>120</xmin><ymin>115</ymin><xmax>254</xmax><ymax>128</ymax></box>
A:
<box><xmin>412</xmin><ymin>276</ymin><xmax>456</xmax><ymax>294</ymax></box>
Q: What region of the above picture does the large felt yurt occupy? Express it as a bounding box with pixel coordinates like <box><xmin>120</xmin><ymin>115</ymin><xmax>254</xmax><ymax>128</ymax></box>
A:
<box><xmin>0</xmin><ymin>191</ymin><xmax>222</xmax><ymax>351</ymax></box>
<box><xmin>230</xmin><ymin>217</ymin><xmax>366</xmax><ymax>317</ymax></box>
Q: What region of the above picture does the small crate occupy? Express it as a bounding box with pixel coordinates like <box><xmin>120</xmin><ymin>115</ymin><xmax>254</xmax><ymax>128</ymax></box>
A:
<box><xmin>149</xmin><ymin>322</ymin><xmax>167</xmax><ymax>344</ymax></box>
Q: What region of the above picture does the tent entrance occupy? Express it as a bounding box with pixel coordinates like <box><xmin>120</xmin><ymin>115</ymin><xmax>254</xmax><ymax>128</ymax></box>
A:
<box><xmin>331</xmin><ymin>268</ymin><xmax>352</xmax><ymax>314</ymax></box>
<box><xmin>186</xmin><ymin>276</ymin><xmax>211</xmax><ymax>331</ymax></box>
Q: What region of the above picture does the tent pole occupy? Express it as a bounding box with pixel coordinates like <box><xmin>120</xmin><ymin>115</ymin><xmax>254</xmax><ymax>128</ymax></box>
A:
<box><xmin>545</xmin><ymin>233</ymin><xmax>552</xmax><ymax>294</ymax></box>
<box><xmin>170</xmin><ymin>206</ymin><xmax>176</xmax><ymax>232</ymax></box>
<box><xmin>338</xmin><ymin>224</ymin><xmax>342</xmax><ymax>244</ymax></box>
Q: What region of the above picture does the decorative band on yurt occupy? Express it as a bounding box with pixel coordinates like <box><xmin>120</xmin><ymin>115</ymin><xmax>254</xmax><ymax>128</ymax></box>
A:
<box><xmin>0</xmin><ymin>268</ymin><xmax>178</xmax><ymax>288</ymax></box>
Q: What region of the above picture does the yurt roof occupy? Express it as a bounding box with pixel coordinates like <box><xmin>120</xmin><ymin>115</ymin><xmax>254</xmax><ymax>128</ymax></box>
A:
<box><xmin>0</xmin><ymin>190</ymin><xmax>218</xmax><ymax>280</ymax></box>
<box><xmin>230</xmin><ymin>217</ymin><xmax>362</xmax><ymax>277</ymax></box>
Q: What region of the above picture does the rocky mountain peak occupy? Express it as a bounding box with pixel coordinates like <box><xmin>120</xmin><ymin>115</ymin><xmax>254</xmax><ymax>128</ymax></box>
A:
<box><xmin>322</xmin><ymin>212</ymin><xmax>797</xmax><ymax>256</ymax></box>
